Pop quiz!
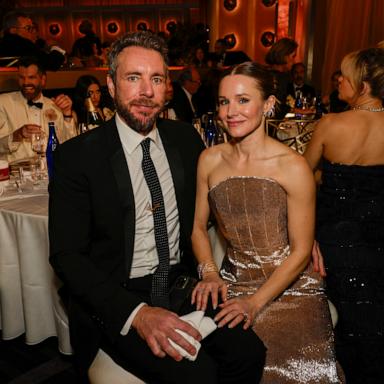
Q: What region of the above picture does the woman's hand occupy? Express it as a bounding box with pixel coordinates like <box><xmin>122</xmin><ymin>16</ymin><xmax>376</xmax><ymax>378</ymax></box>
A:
<box><xmin>191</xmin><ymin>273</ymin><xmax>227</xmax><ymax>311</ymax></box>
<box><xmin>312</xmin><ymin>240</ymin><xmax>326</xmax><ymax>277</ymax></box>
<box><xmin>214</xmin><ymin>296</ymin><xmax>257</xmax><ymax>330</ymax></box>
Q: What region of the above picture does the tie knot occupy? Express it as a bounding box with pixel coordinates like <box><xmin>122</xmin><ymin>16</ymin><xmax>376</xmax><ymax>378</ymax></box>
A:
<box><xmin>141</xmin><ymin>138</ymin><xmax>151</xmax><ymax>154</ymax></box>
<box><xmin>27</xmin><ymin>100</ymin><xmax>43</xmax><ymax>109</ymax></box>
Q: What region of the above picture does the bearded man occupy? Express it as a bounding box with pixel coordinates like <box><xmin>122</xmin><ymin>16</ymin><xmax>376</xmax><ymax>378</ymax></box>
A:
<box><xmin>49</xmin><ymin>31</ymin><xmax>265</xmax><ymax>383</ymax></box>
<box><xmin>0</xmin><ymin>56</ymin><xmax>76</xmax><ymax>163</ymax></box>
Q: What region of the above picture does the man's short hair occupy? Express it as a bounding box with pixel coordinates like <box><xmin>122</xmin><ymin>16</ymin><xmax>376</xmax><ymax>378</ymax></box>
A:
<box><xmin>2</xmin><ymin>11</ymin><xmax>29</xmax><ymax>33</ymax></box>
<box><xmin>18</xmin><ymin>56</ymin><xmax>46</xmax><ymax>75</ymax></box>
<box><xmin>108</xmin><ymin>31</ymin><xmax>168</xmax><ymax>82</ymax></box>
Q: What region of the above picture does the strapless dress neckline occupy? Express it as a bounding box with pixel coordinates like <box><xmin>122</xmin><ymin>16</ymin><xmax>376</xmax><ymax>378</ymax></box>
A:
<box><xmin>209</xmin><ymin>175</ymin><xmax>284</xmax><ymax>194</ymax></box>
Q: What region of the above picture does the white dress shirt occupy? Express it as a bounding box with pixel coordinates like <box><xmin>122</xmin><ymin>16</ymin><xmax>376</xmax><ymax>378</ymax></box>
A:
<box><xmin>115</xmin><ymin>113</ymin><xmax>181</xmax><ymax>334</ymax></box>
<box><xmin>181</xmin><ymin>86</ymin><xmax>195</xmax><ymax>114</ymax></box>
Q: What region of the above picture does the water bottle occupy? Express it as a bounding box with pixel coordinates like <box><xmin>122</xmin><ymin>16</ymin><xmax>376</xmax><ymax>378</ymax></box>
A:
<box><xmin>84</xmin><ymin>97</ymin><xmax>103</xmax><ymax>131</ymax></box>
<box><xmin>294</xmin><ymin>91</ymin><xmax>303</xmax><ymax>119</ymax></box>
<box><xmin>204</xmin><ymin>111</ymin><xmax>217</xmax><ymax>146</ymax></box>
<box><xmin>46</xmin><ymin>121</ymin><xmax>59</xmax><ymax>180</ymax></box>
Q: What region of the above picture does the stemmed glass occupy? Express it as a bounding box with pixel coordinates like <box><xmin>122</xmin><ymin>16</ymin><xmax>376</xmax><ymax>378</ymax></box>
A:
<box><xmin>31</xmin><ymin>132</ymin><xmax>47</xmax><ymax>180</ymax></box>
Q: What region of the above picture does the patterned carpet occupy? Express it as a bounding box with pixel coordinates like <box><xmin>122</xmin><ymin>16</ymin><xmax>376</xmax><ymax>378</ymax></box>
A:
<box><xmin>0</xmin><ymin>334</ymin><xmax>88</xmax><ymax>384</ymax></box>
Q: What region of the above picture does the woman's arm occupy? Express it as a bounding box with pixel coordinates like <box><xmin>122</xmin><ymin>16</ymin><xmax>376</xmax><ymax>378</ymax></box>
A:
<box><xmin>191</xmin><ymin>149</ymin><xmax>227</xmax><ymax>310</ymax></box>
<box><xmin>303</xmin><ymin>116</ymin><xmax>328</xmax><ymax>170</ymax></box>
<box><xmin>215</xmin><ymin>155</ymin><xmax>315</xmax><ymax>329</ymax></box>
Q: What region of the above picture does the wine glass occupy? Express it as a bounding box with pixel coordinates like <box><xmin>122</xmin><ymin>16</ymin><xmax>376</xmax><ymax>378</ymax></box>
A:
<box><xmin>31</xmin><ymin>132</ymin><xmax>47</xmax><ymax>179</ymax></box>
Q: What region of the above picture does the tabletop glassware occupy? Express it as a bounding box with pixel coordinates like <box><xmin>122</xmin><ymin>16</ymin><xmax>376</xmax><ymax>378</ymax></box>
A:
<box><xmin>31</xmin><ymin>132</ymin><xmax>47</xmax><ymax>179</ymax></box>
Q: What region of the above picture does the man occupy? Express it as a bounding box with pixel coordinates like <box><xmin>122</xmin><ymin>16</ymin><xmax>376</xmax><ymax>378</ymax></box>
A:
<box><xmin>0</xmin><ymin>56</ymin><xmax>77</xmax><ymax>163</ymax></box>
<box><xmin>170</xmin><ymin>67</ymin><xmax>201</xmax><ymax>123</ymax></box>
<box><xmin>287</xmin><ymin>62</ymin><xmax>316</xmax><ymax>100</ymax></box>
<box><xmin>0</xmin><ymin>11</ymin><xmax>65</xmax><ymax>71</ymax></box>
<box><xmin>49</xmin><ymin>31</ymin><xmax>265</xmax><ymax>383</ymax></box>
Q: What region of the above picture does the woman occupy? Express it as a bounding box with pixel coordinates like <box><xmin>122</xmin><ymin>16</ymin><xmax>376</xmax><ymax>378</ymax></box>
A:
<box><xmin>72</xmin><ymin>75</ymin><xmax>114</xmax><ymax>127</ymax></box>
<box><xmin>191</xmin><ymin>62</ymin><xmax>342</xmax><ymax>383</ymax></box>
<box><xmin>265</xmin><ymin>37</ymin><xmax>298</xmax><ymax>118</ymax></box>
<box><xmin>304</xmin><ymin>47</ymin><xmax>384</xmax><ymax>383</ymax></box>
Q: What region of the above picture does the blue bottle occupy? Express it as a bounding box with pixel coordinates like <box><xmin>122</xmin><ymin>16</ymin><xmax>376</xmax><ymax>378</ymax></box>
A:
<box><xmin>294</xmin><ymin>91</ymin><xmax>303</xmax><ymax>119</ymax></box>
<box><xmin>46</xmin><ymin>121</ymin><xmax>60</xmax><ymax>180</ymax></box>
<box><xmin>204</xmin><ymin>112</ymin><xmax>217</xmax><ymax>146</ymax></box>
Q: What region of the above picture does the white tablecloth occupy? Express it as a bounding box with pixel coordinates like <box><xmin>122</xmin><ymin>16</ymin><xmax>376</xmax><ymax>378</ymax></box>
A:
<box><xmin>0</xmin><ymin>188</ymin><xmax>72</xmax><ymax>354</ymax></box>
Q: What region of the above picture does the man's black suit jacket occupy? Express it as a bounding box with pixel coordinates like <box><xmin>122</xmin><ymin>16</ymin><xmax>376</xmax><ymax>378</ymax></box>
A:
<box><xmin>0</xmin><ymin>33</ymin><xmax>64</xmax><ymax>71</ymax></box>
<box><xmin>169</xmin><ymin>82</ymin><xmax>196</xmax><ymax>123</ymax></box>
<box><xmin>49</xmin><ymin>117</ymin><xmax>205</xmax><ymax>369</ymax></box>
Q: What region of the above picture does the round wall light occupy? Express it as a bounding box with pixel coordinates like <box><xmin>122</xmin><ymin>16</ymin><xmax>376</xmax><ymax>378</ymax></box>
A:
<box><xmin>48</xmin><ymin>23</ymin><xmax>61</xmax><ymax>36</ymax></box>
<box><xmin>261</xmin><ymin>31</ymin><xmax>275</xmax><ymax>47</ymax></box>
<box><xmin>224</xmin><ymin>0</ymin><xmax>237</xmax><ymax>11</ymax></box>
<box><xmin>137</xmin><ymin>22</ymin><xmax>148</xmax><ymax>31</ymax></box>
<box><xmin>262</xmin><ymin>0</ymin><xmax>277</xmax><ymax>7</ymax></box>
<box><xmin>224</xmin><ymin>33</ymin><xmax>237</xmax><ymax>49</ymax></box>
<box><xmin>107</xmin><ymin>21</ymin><xmax>119</xmax><ymax>34</ymax></box>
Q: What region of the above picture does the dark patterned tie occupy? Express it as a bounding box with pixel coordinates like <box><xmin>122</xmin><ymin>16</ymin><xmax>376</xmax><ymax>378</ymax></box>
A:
<box><xmin>141</xmin><ymin>138</ymin><xmax>170</xmax><ymax>308</ymax></box>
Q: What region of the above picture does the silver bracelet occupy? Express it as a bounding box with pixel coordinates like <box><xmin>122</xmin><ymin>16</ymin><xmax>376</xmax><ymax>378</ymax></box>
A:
<box><xmin>197</xmin><ymin>262</ymin><xmax>219</xmax><ymax>279</ymax></box>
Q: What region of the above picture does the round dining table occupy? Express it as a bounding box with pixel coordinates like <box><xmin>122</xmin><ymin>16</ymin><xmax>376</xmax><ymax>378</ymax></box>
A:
<box><xmin>0</xmin><ymin>183</ymin><xmax>72</xmax><ymax>354</ymax></box>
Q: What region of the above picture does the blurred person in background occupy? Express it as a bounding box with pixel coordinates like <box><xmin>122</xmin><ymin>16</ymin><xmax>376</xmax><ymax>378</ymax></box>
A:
<box><xmin>322</xmin><ymin>70</ymin><xmax>349</xmax><ymax>113</ymax></box>
<box><xmin>0</xmin><ymin>11</ymin><xmax>65</xmax><ymax>70</ymax></box>
<box><xmin>0</xmin><ymin>56</ymin><xmax>76</xmax><ymax>163</ymax></box>
<box><xmin>287</xmin><ymin>62</ymin><xmax>316</xmax><ymax>100</ymax></box>
<box><xmin>72</xmin><ymin>75</ymin><xmax>114</xmax><ymax>126</ymax></box>
<box><xmin>265</xmin><ymin>37</ymin><xmax>298</xmax><ymax>118</ymax></box>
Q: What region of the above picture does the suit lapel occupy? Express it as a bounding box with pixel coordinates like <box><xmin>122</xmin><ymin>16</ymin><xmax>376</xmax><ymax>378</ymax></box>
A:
<box><xmin>105</xmin><ymin>120</ymin><xmax>136</xmax><ymax>273</ymax></box>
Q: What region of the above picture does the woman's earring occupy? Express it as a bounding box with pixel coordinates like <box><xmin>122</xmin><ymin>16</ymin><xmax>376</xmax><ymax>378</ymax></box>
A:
<box><xmin>264</xmin><ymin>105</ymin><xmax>275</xmax><ymax>118</ymax></box>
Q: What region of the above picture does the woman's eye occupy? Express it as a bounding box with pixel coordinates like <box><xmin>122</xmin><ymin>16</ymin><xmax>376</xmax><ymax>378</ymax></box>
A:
<box><xmin>219</xmin><ymin>99</ymin><xmax>228</xmax><ymax>106</ymax></box>
<box><xmin>239</xmin><ymin>97</ymin><xmax>249</xmax><ymax>104</ymax></box>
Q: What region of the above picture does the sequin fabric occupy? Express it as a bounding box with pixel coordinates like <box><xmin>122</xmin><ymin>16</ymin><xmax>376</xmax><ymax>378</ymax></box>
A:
<box><xmin>316</xmin><ymin>160</ymin><xmax>384</xmax><ymax>382</ymax></box>
<box><xmin>209</xmin><ymin>176</ymin><xmax>342</xmax><ymax>383</ymax></box>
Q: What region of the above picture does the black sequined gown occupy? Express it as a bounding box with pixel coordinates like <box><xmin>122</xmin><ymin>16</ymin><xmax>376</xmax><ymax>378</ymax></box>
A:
<box><xmin>209</xmin><ymin>176</ymin><xmax>342</xmax><ymax>383</ymax></box>
<box><xmin>316</xmin><ymin>159</ymin><xmax>384</xmax><ymax>383</ymax></box>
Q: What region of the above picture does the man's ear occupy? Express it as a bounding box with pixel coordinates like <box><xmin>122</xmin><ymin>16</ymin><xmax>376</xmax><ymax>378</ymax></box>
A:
<box><xmin>107</xmin><ymin>75</ymin><xmax>115</xmax><ymax>99</ymax></box>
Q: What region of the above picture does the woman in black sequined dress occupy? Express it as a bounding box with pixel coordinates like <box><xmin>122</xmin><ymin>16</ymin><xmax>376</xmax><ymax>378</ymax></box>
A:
<box><xmin>304</xmin><ymin>47</ymin><xmax>384</xmax><ymax>383</ymax></box>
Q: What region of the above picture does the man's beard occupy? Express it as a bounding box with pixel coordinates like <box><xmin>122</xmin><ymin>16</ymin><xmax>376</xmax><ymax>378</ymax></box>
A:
<box><xmin>114</xmin><ymin>95</ymin><xmax>163</xmax><ymax>135</ymax></box>
<box><xmin>21</xmin><ymin>84</ymin><xmax>42</xmax><ymax>101</ymax></box>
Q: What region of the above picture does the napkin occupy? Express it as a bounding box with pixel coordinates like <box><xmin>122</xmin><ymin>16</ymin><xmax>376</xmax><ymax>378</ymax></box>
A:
<box><xmin>168</xmin><ymin>310</ymin><xmax>217</xmax><ymax>361</ymax></box>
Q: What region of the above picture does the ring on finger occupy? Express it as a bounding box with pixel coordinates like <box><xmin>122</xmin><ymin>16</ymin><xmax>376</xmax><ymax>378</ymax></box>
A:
<box><xmin>242</xmin><ymin>312</ymin><xmax>249</xmax><ymax>322</ymax></box>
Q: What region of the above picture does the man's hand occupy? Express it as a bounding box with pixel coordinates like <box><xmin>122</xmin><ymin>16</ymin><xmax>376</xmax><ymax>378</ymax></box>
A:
<box><xmin>132</xmin><ymin>306</ymin><xmax>202</xmax><ymax>361</ymax></box>
<box><xmin>52</xmin><ymin>94</ymin><xmax>73</xmax><ymax>117</ymax></box>
<box><xmin>13</xmin><ymin>124</ymin><xmax>42</xmax><ymax>142</ymax></box>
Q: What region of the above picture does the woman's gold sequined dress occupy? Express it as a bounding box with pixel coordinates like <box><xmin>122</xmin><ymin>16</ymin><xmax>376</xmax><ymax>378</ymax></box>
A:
<box><xmin>209</xmin><ymin>177</ymin><xmax>342</xmax><ymax>383</ymax></box>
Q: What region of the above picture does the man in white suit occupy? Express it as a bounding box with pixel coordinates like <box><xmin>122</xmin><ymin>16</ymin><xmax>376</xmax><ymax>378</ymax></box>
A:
<box><xmin>0</xmin><ymin>56</ymin><xmax>77</xmax><ymax>163</ymax></box>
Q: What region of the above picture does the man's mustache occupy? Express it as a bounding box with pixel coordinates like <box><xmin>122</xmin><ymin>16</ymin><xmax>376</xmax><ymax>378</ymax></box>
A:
<box><xmin>130</xmin><ymin>98</ymin><xmax>160</xmax><ymax>108</ymax></box>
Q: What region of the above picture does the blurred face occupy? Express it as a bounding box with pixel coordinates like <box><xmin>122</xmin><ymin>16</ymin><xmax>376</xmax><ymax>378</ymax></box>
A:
<box><xmin>195</xmin><ymin>48</ymin><xmax>204</xmax><ymax>61</ymax></box>
<box><xmin>338</xmin><ymin>72</ymin><xmax>355</xmax><ymax>103</ymax></box>
<box><xmin>284</xmin><ymin>50</ymin><xmax>297</xmax><ymax>70</ymax></box>
<box><xmin>165</xmin><ymin>77</ymin><xmax>174</xmax><ymax>102</ymax></box>
<box><xmin>218</xmin><ymin>74</ymin><xmax>272</xmax><ymax>139</ymax></box>
<box><xmin>18</xmin><ymin>64</ymin><xmax>46</xmax><ymax>101</ymax></box>
<box><xmin>331</xmin><ymin>73</ymin><xmax>341</xmax><ymax>90</ymax></box>
<box><xmin>184</xmin><ymin>68</ymin><xmax>201</xmax><ymax>95</ymax></box>
<box><xmin>292</xmin><ymin>65</ymin><xmax>305</xmax><ymax>86</ymax></box>
<box><xmin>107</xmin><ymin>46</ymin><xmax>166</xmax><ymax>135</ymax></box>
<box><xmin>214</xmin><ymin>42</ymin><xmax>226</xmax><ymax>55</ymax></box>
<box><xmin>12</xmin><ymin>16</ymin><xmax>37</xmax><ymax>42</ymax></box>
<box><xmin>87</xmin><ymin>83</ymin><xmax>101</xmax><ymax>107</ymax></box>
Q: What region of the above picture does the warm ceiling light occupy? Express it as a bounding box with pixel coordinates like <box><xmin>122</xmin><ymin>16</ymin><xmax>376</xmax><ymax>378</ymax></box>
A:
<box><xmin>224</xmin><ymin>33</ymin><xmax>237</xmax><ymax>48</ymax></box>
<box><xmin>261</xmin><ymin>31</ymin><xmax>275</xmax><ymax>47</ymax></box>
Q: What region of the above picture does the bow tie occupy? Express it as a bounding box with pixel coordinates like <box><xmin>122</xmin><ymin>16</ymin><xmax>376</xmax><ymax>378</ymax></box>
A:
<box><xmin>27</xmin><ymin>100</ymin><xmax>43</xmax><ymax>109</ymax></box>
